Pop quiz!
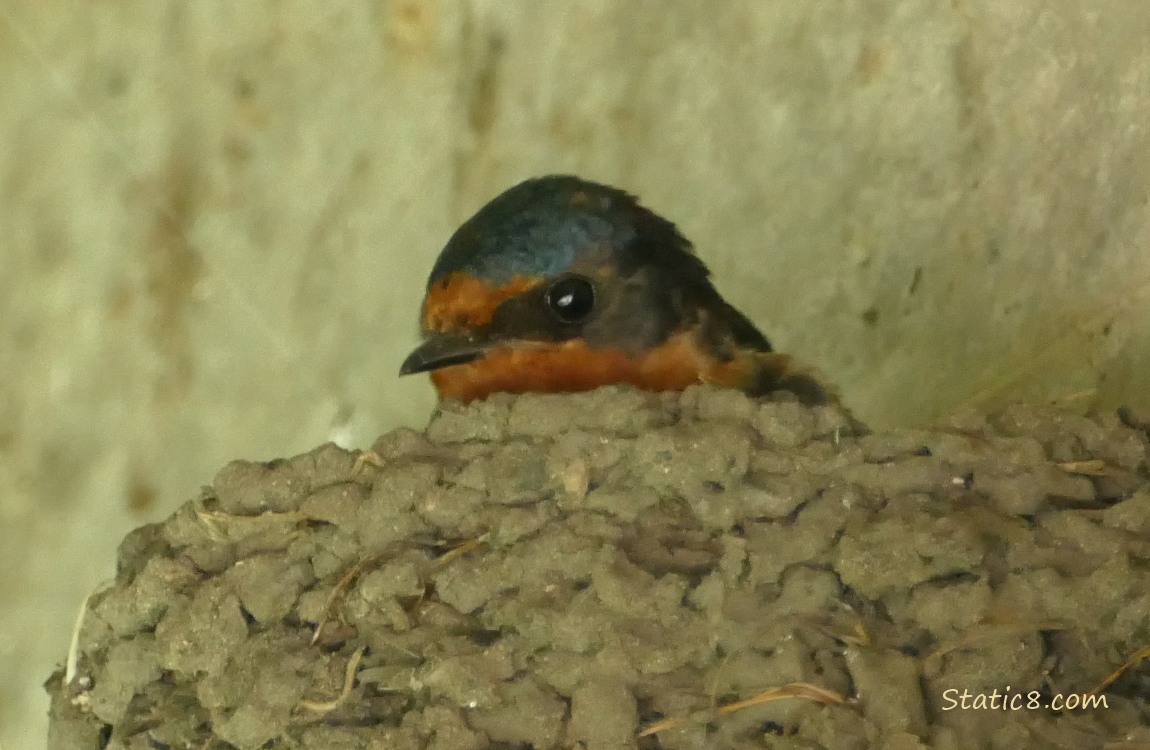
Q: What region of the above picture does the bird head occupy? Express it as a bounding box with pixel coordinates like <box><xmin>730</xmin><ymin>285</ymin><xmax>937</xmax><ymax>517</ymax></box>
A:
<box><xmin>400</xmin><ymin>175</ymin><xmax>775</xmax><ymax>402</ymax></box>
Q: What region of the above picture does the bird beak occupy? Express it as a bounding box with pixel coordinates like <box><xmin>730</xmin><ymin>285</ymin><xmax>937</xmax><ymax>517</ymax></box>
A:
<box><xmin>398</xmin><ymin>332</ymin><xmax>491</xmax><ymax>376</ymax></box>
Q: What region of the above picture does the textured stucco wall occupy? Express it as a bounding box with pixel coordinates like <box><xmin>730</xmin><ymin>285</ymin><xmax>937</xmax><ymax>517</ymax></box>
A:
<box><xmin>3</xmin><ymin>2</ymin><xmax>1149</xmax><ymax>748</ymax></box>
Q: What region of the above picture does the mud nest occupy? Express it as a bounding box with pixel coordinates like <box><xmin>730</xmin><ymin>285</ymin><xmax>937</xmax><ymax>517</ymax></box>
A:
<box><xmin>47</xmin><ymin>386</ymin><xmax>1150</xmax><ymax>750</ymax></box>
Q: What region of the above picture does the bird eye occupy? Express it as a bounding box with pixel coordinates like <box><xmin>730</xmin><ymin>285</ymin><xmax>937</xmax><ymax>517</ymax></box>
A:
<box><xmin>545</xmin><ymin>276</ymin><xmax>595</xmax><ymax>324</ymax></box>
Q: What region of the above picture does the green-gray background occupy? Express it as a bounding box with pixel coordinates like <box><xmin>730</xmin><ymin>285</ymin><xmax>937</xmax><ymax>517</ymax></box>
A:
<box><xmin>3</xmin><ymin>2</ymin><xmax>1149</xmax><ymax>747</ymax></box>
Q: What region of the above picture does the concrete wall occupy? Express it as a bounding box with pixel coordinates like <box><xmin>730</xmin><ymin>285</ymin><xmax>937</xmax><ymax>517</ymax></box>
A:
<box><xmin>3</xmin><ymin>1</ymin><xmax>1148</xmax><ymax>747</ymax></box>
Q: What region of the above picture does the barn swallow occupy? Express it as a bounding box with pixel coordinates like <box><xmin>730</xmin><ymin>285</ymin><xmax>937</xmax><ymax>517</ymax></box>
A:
<box><xmin>399</xmin><ymin>175</ymin><xmax>834</xmax><ymax>405</ymax></box>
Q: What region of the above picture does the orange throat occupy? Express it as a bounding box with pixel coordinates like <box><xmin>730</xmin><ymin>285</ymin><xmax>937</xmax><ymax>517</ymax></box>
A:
<box><xmin>429</xmin><ymin>331</ymin><xmax>750</xmax><ymax>403</ymax></box>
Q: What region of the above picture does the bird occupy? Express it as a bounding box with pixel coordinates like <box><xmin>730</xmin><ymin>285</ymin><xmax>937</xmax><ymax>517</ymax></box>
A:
<box><xmin>399</xmin><ymin>175</ymin><xmax>835</xmax><ymax>405</ymax></box>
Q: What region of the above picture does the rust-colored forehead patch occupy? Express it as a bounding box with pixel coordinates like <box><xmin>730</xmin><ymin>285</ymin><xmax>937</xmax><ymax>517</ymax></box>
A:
<box><xmin>421</xmin><ymin>271</ymin><xmax>543</xmax><ymax>332</ymax></box>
